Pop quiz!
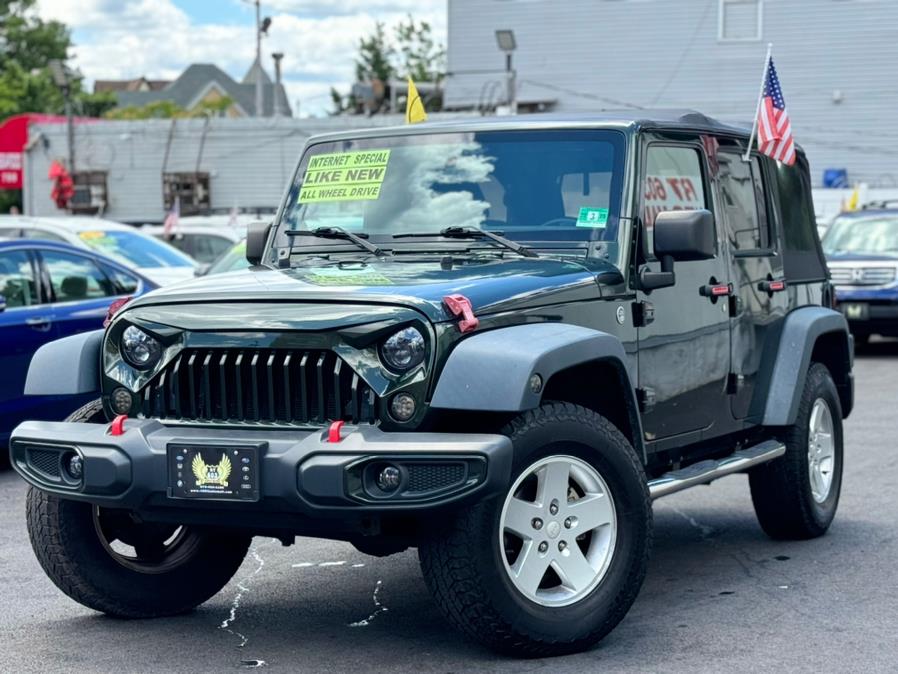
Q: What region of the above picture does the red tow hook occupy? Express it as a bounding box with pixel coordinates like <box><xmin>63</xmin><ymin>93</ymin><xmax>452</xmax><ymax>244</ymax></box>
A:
<box><xmin>443</xmin><ymin>294</ymin><xmax>479</xmax><ymax>333</ymax></box>
<box><xmin>109</xmin><ymin>414</ymin><xmax>128</xmax><ymax>436</ymax></box>
<box><xmin>327</xmin><ymin>420</ymin><xmax>345</xmax><ymax>443</ymax></box>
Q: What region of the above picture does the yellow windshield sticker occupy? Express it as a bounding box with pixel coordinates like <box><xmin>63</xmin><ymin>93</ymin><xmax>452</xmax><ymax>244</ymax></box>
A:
<box><xmin>78</xmin><ymin>231</ymin><xmax>105</xmax><ymax>240</ymax></box>
<box><xmin>298</xmin><ymin>150</ymin><xmax>391</xmax><ymax>203</ymax></box>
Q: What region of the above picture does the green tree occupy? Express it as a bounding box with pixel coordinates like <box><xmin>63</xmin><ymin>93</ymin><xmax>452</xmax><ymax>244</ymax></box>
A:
<box><xmin>0</xmin><ymin>0</ymin><xmax>73</xmax><ymax>116</ymax></box>
<box><xmin>75</xmin><ymin>90</ymin><xmax>116</xmax><ymax>117</ymax></box>
<box><xmin>354</xmin><ymin>21</ymin><xmax>394</xmax><ymax>83</ymax></box>
<box><xmin>394</xmin><ymin>16</ymin><xmax>446</xmax><ymax>84</ymax></box>
<box><xmin>104</xmin><ymin>100</ymin><xmax>187</xmax><ymax>120</ymax></box>
<box><xmin>331</xmin><ymin>17</ymin><xmax>445</xmax><ymax>115</ymax></box>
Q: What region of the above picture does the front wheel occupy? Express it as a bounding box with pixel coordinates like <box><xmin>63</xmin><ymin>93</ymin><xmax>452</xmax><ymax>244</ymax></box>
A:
<box><xmin>25</xmin><ymin>398</ymin><xmax>251</xmax><ymax>617</ymax></box>
<box><xmin>27</xmin><ymin>489</ymin><xmax>252</xmax><ymax>617</ymax></box>
<box><xmin>419</xmin><ymin>403</ymin><xmax>652</xmax><ymax>656</ymax></box>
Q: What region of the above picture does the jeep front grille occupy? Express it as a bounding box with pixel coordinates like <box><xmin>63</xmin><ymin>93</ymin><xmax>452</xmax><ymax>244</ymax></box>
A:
<box><xmin>138</xmin><ymin>348</ymin><xmax>377</xmax><ymax>425</ymax></box>
<box><xmin>830</xmin><ymin>266</ymin><xmax>897</xmax><ymax>286</ymax></box>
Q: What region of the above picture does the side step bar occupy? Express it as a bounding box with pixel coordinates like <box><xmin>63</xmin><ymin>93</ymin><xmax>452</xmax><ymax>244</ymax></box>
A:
<box><xmin>648</xmin><ymin>440</ymin><xmax>785</xmax><ymax>500</ymax></box>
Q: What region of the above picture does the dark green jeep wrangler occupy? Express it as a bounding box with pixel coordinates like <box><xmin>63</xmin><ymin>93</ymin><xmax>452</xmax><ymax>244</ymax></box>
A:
<box><xmin>11</xmin><ymin>112</ymin><xmax>853</xmax><ymax>656</ymax></box>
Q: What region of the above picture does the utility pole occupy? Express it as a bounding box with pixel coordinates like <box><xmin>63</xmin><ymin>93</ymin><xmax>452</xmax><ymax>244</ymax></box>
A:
<box><xmin>49</xmin><ymin>60</ymin><xmax>75</xmax><ymax>170</ymax></box>
<box><xmin>495</xmin><ymin>30</ymin><xmax>518</xmax><ymax>115</ymax></box>
<box><xmin>272</xmin><ymin>52</ymin><xmax>284</xmax><ymax>117</ymax></box>
<box><xmin>254</xmin><ymin>0</ymin><xmax>263</xmax><ymax>117</ymax></box>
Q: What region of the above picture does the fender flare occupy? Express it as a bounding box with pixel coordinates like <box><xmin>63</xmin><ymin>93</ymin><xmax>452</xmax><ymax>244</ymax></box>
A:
<box><xmin>430</xmin><ymin>323</ymin><xmax>644</xmax><ymax>460</ymax></box>
<box><xmin>753</xmin><ymin>307</ymin><xmax>853</xmax><ymax>426</ymax></box>
<box><xmin>24</xmin><ymin>329</ymin><xmax>103</xmax><ymax>396</ymax></box>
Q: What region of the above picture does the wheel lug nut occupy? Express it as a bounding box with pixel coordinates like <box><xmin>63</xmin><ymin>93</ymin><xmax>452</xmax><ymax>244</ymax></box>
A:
<box><xmin>538</xmin><ymin>541</ymin><xmax>548</xmax><ymax>553</ymax></box>
<box><xmin>549</xmin><ymin>500</ymin><xmax>559</xmax><ymax>516</ymax></box>
<box><xmin>532</xmin><ymin>518</ymin><xmax>543</xmax><ymax>530</ymax></box>
<box><xmin>558</xmin><ymin>541</ymin><xmax>567</xmax><ymax>551</ymax></box>
<box><xmin>564</xmin><ymin>517</ymin><xmax>573</xmax><ymax>529</ymax></box>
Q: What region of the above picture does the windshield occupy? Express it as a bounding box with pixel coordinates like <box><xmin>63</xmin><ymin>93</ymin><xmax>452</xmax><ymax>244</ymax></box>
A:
<box><xmin>207</xmin><ymin>240</ymin><xmax>250</xmax><ymax>274</ymax></box>
<box><xmin>78</xmin><ymin>230</ymin><xmax>195</xmax><ymax>268</ymax></box>
<box><xmin>279</xmin><ymin>130</ymin><xmax>626</xmax><ymax>252</ymax></box>
<box><xmin>822</xmin><ymin>216</ymin><xmax>898</xmax><ymax>255</ymax></box>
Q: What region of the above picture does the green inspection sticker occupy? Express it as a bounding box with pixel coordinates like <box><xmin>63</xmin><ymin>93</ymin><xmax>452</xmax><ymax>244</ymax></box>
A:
<box><xmin>305</xmin><ymin>269</ymin><xmax>394</xmax><ymax>286</ymax></box>
<box><xmin>576</xmin><ymin>207</ymin><xmax>609</xmax><ymax>228</ymax></box>
<box><xmin>298</xmin><ymin>150</ymin><xmax>391</xmax><ymax>203</ymax></box>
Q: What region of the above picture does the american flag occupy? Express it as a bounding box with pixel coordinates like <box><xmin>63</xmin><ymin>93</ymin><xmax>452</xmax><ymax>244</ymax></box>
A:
<box><xmin>757</xmin><ymin>57</ymin><xmax>795</xmax><ymax>165</ymax></box>
<box><xmin>162</xmin><ymin>195</ymin><xmax>180</xmax><ymax>238</ymax></box>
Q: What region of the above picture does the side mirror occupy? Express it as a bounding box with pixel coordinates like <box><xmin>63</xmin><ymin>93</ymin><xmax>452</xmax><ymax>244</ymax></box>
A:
<box><xmin>0</xmin><ymin>294</ymin><xmax>6</xmax><ymax>312</ymax></box>
<box><xmin>194</xmin><ymin>263</ymin><xmax>211</xmax><ymax>277</ymax></box>
<box><xmin>245</xmin><ymin>221</ymin><xmax>272</xmax><ymax>266</ymax></box>
<box><xmin>640</xmin><ymin>209</ymin><xmax>715</xmax><ymax>291</ymax></box>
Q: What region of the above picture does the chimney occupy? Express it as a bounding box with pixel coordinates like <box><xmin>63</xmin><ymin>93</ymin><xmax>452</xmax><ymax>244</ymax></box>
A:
<box><xmin>272</xmin><ymin>52</ymin><xmax>285</xmax><ymax>117</ymax></box>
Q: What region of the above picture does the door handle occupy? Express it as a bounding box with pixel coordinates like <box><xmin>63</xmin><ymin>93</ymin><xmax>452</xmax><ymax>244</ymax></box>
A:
<box><xmin>758</xmin><ymin>278</ymin><xmax>787</xmax><ymax>294</ymax></box>
<box><xmin>26</xmin><ymin>316</ymin><xmax>52</xmax><ymax>332</ymax></box>
<box><xmin>699</xmin><ymin>283</ymin><xmax>732</xmax><ymax>298</ymax></box>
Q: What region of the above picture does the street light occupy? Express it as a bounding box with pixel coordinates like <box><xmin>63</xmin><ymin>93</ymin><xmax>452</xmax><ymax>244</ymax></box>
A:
<box><xmin>253</xmin><ymin>1</ymin><xmax>272</xmax><ymax>116</ymax></box>
<box><xmin>495</xmin><ymin>29</ymin><xmax>517</xmax><ymax>114</ymax></box>
<box><xmin>48</xmin><ymin>59</ymin><xmax>76</xmax><ymax>172</ymax></box>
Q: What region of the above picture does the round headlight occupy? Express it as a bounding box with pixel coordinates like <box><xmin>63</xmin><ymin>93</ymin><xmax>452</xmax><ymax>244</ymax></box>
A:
<box><xmin>380</xmin><ymin>327</ymin><xmax>426</xmax><ymax>371</ymax></box>
<box><xmin>121</xmin><ymin>325</ymin><xmax>162</xmax><ymax>369</ymax></box>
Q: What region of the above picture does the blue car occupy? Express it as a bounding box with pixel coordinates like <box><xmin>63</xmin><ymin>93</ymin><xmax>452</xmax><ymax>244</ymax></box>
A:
<box><xmin>823</xmin><ymin>208</ymin><xmax>898</xmax><ymax>345</ymax></box>
<box><xmin>0</xmin><ymin>240</ymin><xmax>157</xmax><ymax>449</ymax></box>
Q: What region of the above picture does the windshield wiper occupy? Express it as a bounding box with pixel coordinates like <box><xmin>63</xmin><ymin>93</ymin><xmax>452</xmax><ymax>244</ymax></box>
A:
<box><xmin>393</xmin><ymin>226</ymin><xmax>538</xmax><ymax>258</ymax></box>
<box><xmin>285</xmin><ymin>226</ymin><xmax>388</xmax><ymax>257</ymax></box>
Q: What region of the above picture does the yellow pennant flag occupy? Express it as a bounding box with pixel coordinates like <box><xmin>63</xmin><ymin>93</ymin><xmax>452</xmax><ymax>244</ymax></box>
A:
<box><xmin>405</xmin><ymin>76</ymin><xmax>427</xmax><ymax>124</ymax></box>
<box><xmin>846</xmin><ymin>185</ymin><xmax>860</xmax><ymax>211</ymax></box>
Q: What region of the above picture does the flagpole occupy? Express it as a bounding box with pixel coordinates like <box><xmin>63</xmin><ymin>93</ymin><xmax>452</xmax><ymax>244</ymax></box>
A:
<box><xmin>744</xmin><ymin>42</ymin><xmax>774</xmax><ymax>162</ymax></box>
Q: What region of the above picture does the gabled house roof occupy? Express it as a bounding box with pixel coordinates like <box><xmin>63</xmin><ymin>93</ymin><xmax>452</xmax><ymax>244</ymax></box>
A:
<box><xmin>112</xmin><ymin>63</ymin><xmax>291</xmax><ymax>117</ymax></box>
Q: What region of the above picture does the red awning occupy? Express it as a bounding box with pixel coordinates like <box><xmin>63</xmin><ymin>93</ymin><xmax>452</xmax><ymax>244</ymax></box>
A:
<box><xmin>0</xmin><ymin>113</ymin><xmax>73</xmax><ymax>190</ymax></box>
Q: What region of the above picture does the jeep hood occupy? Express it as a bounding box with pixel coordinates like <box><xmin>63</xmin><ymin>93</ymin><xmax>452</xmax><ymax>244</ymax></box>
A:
<box><xmin>127</xmin><ymin>256</ymin><xmax>608</xmax><ymax>322</ymax></box>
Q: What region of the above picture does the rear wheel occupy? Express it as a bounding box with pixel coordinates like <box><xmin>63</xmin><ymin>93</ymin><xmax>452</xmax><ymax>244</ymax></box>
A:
<box><xmin>419</xmin><ymin>403</ymin><xmax>651</xmax><ymax>656</ymax></box>
<box><xmin>750</xmin><ymin>363</ymin><xmax>843</xmax><ymax>539</ymax></box>
<box><xmin>25</xmin><ymin>398</ymin><xmax>251</xmax><ymax>618</ymax></box>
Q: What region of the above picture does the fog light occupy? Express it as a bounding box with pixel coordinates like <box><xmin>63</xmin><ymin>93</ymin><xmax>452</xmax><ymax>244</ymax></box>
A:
<box><xmin>65</xmin><ymin>454</ymin><xmax>83</xmax><ymax>480</ymax></box>
<box><xmin>111</xmin><ymin>387</ymin><xmax>132</xmax><ymax>414</ymax></box>
<box><xmin>390</xmin><ymin>392</ymin><xmax>416</xmax><ymax>422</ymax></box>
<box><xmin>377</xmin><ymin>465</ymin><xmax>401</xmax><ymax>492</ymax></box>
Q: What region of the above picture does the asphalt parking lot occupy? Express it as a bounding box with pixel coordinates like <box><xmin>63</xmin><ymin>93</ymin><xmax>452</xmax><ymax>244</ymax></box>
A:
<box><xmin>1</xmin><ymin>342</ymin><xmax>896</xmax><ymax>673</ymax></box>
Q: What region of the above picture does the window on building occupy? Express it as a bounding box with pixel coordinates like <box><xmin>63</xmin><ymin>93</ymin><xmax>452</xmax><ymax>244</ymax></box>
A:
<box><xmin>717</xmin><ymin>152</ymin><xmax>771</xmax><ymax>251</ymax></box>
<box><xmin>70</xmin><ymin>171</ymin><xmax>109</xmax><ymax>215</ymax></box>
<box><xmin>163</xmin><ymin>172</ymin><xmax>211</xmax><ymax>216</ymax></box>
<box><xmin>719</xmin><ymin>0</ymin><xmax>762</xmax><ymax>42</ymax></box>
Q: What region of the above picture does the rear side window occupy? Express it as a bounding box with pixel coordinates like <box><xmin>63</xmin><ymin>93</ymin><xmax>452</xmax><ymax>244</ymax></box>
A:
<box><xmin>642</xmin><ymin>145</ymin><xmax>707</xmax><ymax>255</ymax></box>
<box><xmin>42</xmin><ymin>251</ymin><xmax>116</xmax><ymax>302</ymax></box>
<box><xmin>22</xmin><ymin>228</ymin><xmax>66</xmax><ymax>242</ymax></box>
<box><xmin>717</xmin><ymin>153</ymin><xmax>771</xmax><ymax>251</ymax></box>
<box><xmin>105</xmin><ymin>267</ymin><xmax>140</xmax><ymax>294</ymax></box>
<box><xmin>0</xmin><ymin>251</ymin><xmax>37</xmax><ymax>307</ymax></box>
<box><xmin>774</xmin><ymin>156</ymin><xmax>827</xmax><ymax>279</ymax></box>
<box><xmin>190</xmin><ymin>235</ymin><xmax>233</xmax><ymax>264</ymax></box>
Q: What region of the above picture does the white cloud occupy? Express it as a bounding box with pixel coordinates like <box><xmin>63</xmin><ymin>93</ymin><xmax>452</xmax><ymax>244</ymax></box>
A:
<box><xmin>36</xmin><ymin>0</ymin><xmax>446</xmax><ymax>116</ymax></box>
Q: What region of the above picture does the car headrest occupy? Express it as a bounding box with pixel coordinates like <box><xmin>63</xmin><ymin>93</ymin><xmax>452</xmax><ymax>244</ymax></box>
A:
<box><xmin>60</xmin><ymin>275</ymin><xmax>88</xmax><ymax>298</ymax></box>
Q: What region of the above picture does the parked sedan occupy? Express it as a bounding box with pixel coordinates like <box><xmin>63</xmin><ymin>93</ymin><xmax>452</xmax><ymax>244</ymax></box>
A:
<box><xmin>0</xmin><ymin>239</ymin><xmax>157</xmax><ymax>449</ymax></box>
<box><xmin>0</xmin><ymin>216</ymin><xmax>196</xmax><ymax>286</ymax></box>
<box><xmin>823</xmin><ymin>210</ymin><xmax>898</xmax><ymax>344</ymax></box>
<box><xmin>141</xmin><ymin>224</ymin><xmax>242</xmax><ymax>266</ymax></box>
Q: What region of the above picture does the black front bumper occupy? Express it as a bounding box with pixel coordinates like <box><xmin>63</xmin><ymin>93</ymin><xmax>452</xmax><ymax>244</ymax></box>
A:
<box><xmin>9</xmin><ymin>419</ymin><xmax>513</xmax><ymax>530</ymax></box>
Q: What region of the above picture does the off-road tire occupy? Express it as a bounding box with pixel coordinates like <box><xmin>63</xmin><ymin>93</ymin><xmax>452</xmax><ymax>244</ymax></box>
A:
<box><xmin>419</xmin><ymin>403</ymin><xmax>652</xmax><ymax>657</ymax></box>
<box><xmin>25</xmin><ymin>399</ymin><xmax>252</xmax><ymax>618</ymax></box>
<box><xmin>750</xmin><ymin>363</ymin><xmax>843</xmax><ymax>540</ymax></box>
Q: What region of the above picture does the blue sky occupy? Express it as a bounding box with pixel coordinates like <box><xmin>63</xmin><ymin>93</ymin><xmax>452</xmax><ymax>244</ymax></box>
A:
<box><xmin>37</xmin><ymin>0</ymin><xmax>446</xmax><ymax>116</ymax></box>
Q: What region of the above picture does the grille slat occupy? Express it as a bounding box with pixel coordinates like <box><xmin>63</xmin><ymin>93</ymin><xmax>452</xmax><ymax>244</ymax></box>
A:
<box><xmin>139</xmin><ymin>348</ymin><xmax>376</xmax><ymax>426</ymax></box>
<box><xmin>831</xmin><ymin>266</ymin><xmax>897</xmax><ymax>286</ymax></box>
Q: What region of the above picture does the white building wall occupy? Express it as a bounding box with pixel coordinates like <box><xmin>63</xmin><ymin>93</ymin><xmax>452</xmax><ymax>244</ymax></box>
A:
<box><xmin>446</xmin><ymin>0</ymin><xmax>898</xmax><ymax>187</ymax></box>
<box><xmin>23</xmin><ymin>116</ymin><xmax>465</xmax><ymax>222</ymax></box>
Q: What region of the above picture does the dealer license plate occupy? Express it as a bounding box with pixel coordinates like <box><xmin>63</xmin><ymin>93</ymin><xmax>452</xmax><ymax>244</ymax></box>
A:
<box><xmin>168</xmin><ymin>444</ymin><xmax>261</xmax><ymax>501</ymax></box>
<box><xmin>842</xmin><ymin>303</ymin><xmax>869</xmax><ymax>320</ymax></box>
